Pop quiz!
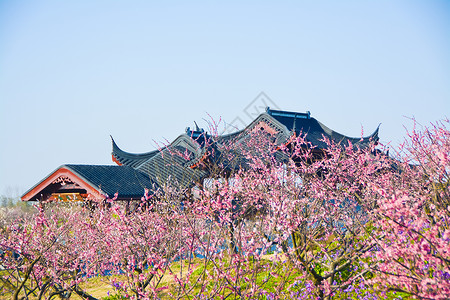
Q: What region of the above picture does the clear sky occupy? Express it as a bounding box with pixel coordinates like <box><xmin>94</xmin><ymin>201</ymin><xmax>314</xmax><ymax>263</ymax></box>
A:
<box><xmin>1</xmin><ymin>0</ymin><xmax>449</xmax><ymax>197</ymax></box>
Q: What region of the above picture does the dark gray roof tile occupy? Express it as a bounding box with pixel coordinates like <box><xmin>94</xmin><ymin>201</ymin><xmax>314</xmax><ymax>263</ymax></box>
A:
<box><xmin>65</xmin><ymin>164</ymin><xmax>156</xmax><ymax>199</ymax></box>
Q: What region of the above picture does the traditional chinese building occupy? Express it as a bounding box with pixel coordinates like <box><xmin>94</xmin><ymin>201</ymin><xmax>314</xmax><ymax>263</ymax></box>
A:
<box><xmin>21</xmin><ymin>108</ymin><xmax>379</xmax><ymax>204</ymax></box>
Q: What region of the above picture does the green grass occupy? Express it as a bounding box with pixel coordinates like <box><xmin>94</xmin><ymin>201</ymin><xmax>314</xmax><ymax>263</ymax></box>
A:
<box><xmin>0</xmin><ymin>257</ymin><xmax>415</xmax><ymax>300</ymax></box>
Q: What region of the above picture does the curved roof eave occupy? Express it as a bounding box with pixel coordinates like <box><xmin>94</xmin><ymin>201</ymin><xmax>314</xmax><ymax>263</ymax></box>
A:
<box><xmin>316</xmin><ymin>120</ymin><xmax>380</xmax><ymax>145</ymax></box>
<box><xmin>111</xmin><ymin>136</ymin><xmax>160</xmax><ymax>168</ymax></box>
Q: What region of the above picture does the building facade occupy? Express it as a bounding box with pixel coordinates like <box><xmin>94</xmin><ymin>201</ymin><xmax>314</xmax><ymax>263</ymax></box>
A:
<box><xmin>21</xmin><ymin>108</ymin><xmax>379</xmax><ymax>204</ymax></box>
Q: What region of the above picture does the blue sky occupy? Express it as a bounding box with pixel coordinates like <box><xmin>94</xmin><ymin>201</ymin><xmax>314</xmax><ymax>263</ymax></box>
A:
<box><xmin>0</xmin><ymin>0</ymin><xmax>449</xmax><ymax>197</ymax></box>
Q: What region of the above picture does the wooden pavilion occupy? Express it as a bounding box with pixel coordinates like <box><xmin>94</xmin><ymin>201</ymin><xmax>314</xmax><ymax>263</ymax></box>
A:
<box><xmin>21</xmin><ymin>108</ymin><xmax>379</xmax><ymax>204</ymax></box>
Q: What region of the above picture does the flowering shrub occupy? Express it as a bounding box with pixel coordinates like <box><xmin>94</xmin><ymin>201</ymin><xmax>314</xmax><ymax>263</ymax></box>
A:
<box><xmin>1</xmin><ymin>119</ymin><xmax>448</xmax><ymax>299</ymax></box>
<box><xmin>367</xmin><ymin>120</ymin><xmax>450</xmax><ymax>299</ymax></box>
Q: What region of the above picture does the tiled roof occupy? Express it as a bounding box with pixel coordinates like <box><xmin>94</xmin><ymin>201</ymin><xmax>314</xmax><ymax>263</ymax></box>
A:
<box><xmin>112</xmin><ymin>135</ymin><xmax>208</xmax><ymax>189</ymax></box>
<box><xmin>65</xmin><ymin>164</ymin><xmax>156</xmax><ymax>199</ymax></box>
<box><xmin>110</xmin><ymin>108</ymin><xmax>380</xmax><ymax>189</ymax></box>
<box><xmin>23</xmin><ymin>108</ymin><xmax>381</xmax><ymax>202</ymax></box>
<box><xmin>111</xmin><ymin>137</ymin><xmax>159</xmax><ymax>168</ymax></box>
<box><xmin>135</xmin><ymin>147</ymin><xmax>207</xmax><ymax>189</ymax></box>
<box><xmin>266</xmin><ymin>108</ymin><xmax>379</xmax><ymax>149</ymax></box>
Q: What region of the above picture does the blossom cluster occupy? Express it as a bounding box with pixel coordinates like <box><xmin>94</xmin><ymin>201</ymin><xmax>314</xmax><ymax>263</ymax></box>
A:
<box><xmin>1</xmin><ymin>119</ymin><xmax>449</xmax><ymax>299</ymax></box>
